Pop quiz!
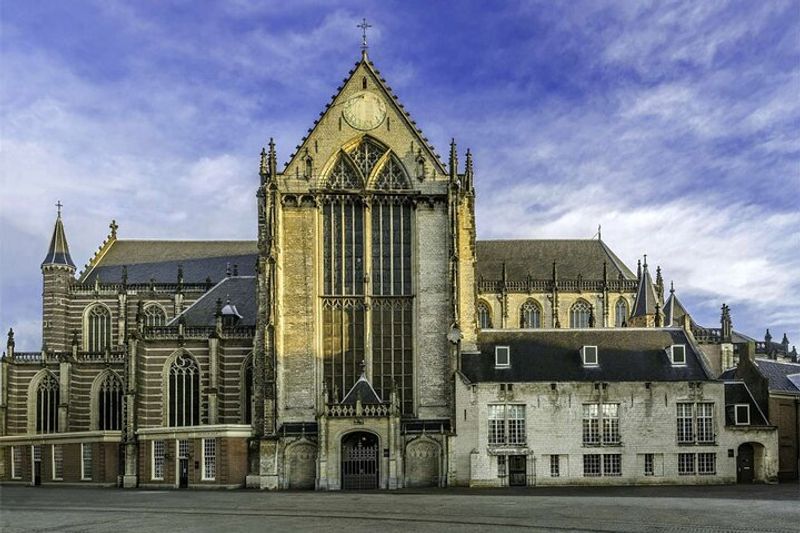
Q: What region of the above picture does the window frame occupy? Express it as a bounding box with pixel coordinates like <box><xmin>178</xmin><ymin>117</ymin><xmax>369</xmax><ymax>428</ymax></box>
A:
<box><xmin>477</xmin><ymin>302</ymin><xmax>492</xmax><ymax>329</ymax></box>
<box><xmin>81</xmin><ymin>443</ymin><xmax>93</xmax><ymax>481</ymax></box>
<box><xmin>151</xmin><ymin>440</ymin><xmax>165</xmax><ymax>481</ymax></box>
<box><xmin>734</xmin><ymin>404</ymin><xmax>750</xmax><ymax>425</ymax></box>
<box><xmin>487</xmin><ymin>403</ymin><xmax>527</xmax><ymax>447</ymax></box>
<box><xmin>550</xmin><ymin>455</ymin><xmax>560</xmax><ymax>477</ymax></box>
<box><xmin>202</xmin><ymin>438</ymin><xmax>216</xmax><ymax>481</ymax></box>
<box><xmin>11</xmin><ymin>445</ymin><xmax>22</xmax><ymax>479</ymax></box>
<box><xmin>697</xmin><ymin>452</ymin><xmax>716</xmax><ymax>475</ymax></box>
<box><xmin>51</xmin><ymin>444</ymin><xmax>63</xmax><ymax>481</ymax></box>
<box><xmin>644</xmin><ymin>453</ymin><xmax>654</xmax><ymax>476</ymax></box>
<box><xmin>582</xmin><ymin>346</ymin><xmax>598</xmax><ymax>366</ymax></box>
<box><xmin>583</xmin><ymin>402</ymin><xmax>620</xmax><ymax>446</ymax></box>
<box><xmin>670</xmin><ymin>344</ymin><xmax>687</xmax><ymax>366</ymax></box>
<box><xmin>495</xmin><ymin>346</ymin><xmax>510</xmax><ymax>368</ymax></box>
<box><xmin>678</xmin><ymin>452</ymin><xmax>696</xmax><ymax>475</ymax></box>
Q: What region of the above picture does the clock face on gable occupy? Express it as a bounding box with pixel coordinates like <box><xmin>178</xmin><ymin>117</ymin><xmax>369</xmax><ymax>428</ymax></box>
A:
<box><xmin>343</xmin><ymin>91</ymin><xmax>387</xmax><ymax>131</ymax></box>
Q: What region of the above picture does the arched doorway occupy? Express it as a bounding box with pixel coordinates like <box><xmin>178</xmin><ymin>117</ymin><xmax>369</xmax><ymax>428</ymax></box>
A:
<box><xmin>737</xmin><ymin>443</ymin><xmax>754</xmax><ymax>483</ymax></box>
<box><xmin>341</xmin><ymin>432</ymin><xmax>379</xmax><ymax>490</ymax></box>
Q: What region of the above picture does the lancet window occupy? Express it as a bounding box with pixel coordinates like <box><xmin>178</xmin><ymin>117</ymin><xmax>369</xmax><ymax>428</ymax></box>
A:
<box><xmin>36</xmin><ymin>372</ymin><xmax>59</xmax><ymax>434</ymax></box>
<box><xmin>168</xmin><ymin>354</ymin><xmax>200</xmax><ymax>427</ymax></box>
<box><xmin>143</xmin><ymin>304</ymin><xmax>166</xmax><ymax>327</ymax></box>
<box><xmin>98</xmin><ymin>372</ymin><xmax>123</xmax><ymax>430</ymax></box>
<box><xmin>321</xmin><ymin>141</ymin><xmax>415</xmax><ymax>414</ymax></box>
<box><xmin>86</xmin><ymin>304</ymin><xmax>111</xmax><ymax>352</ymax></box>
<box><xmin>615</xmin><ymin>299</ymin><xmax>628</xmax><ymax>327</ymax></box>
<box><xmin>520</xmin><ymin>300</ymin><xmax>542</xmax><ymax>328</ymax></box>
<box><xmin>570</xmin><ymin>300</ymin><xmax>592</xmax><ymax>328</ymax></box>
<box><xmin>477</xmin><ymin>302</ymin><xmax>492</xmax><ymax>329</ymax></box>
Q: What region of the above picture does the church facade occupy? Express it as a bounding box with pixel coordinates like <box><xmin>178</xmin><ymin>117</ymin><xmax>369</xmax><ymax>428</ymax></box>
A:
<box><xmin>0</xmin><ymin>52</ymin><xmax>782</xmax><ymax>489</ymax></box>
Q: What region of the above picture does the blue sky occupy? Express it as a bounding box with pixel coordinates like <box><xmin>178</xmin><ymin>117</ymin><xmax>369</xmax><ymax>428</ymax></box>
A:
<box><xmin>1</xmin><ymin>0</ymin><xmax>798</xmax><ymax>350</ymax></box>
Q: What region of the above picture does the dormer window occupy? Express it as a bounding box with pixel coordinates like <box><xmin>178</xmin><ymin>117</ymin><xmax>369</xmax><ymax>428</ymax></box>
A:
<box><xmin>670</xmin><ymin>345</ymin><xmax>686</xmax><ymax>366</ymax></box>
<box><xmin>495</xmin><ymin>346</ymin><xmax>510</xmax><ymax>368</ymax></box>
<box><xmin>582</xmin><ymin>346</ymin><xmax>598</xmax><ymax>366</ymax></box>
<box><xmin>734</xmin><ymin>404</ymin><xmax>750</xmax><ymax>425</ymax></box>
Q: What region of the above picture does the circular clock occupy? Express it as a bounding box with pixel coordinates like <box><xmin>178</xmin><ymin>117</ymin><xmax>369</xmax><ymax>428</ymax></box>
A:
<box><xmin>343</xmin><ymin>91</ymin><xmax>386</xmax><ymax>130</ymax></box>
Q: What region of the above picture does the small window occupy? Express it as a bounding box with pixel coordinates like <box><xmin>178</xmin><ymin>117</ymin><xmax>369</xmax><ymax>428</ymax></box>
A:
<box><xmin>11</xmin><ymin>446</ymin><xmax>22</xmax><ymax>479</ymax></box>
<box><xmin>644</xmin><ymin>453</ymin><xmax>654</xmax><ymax>476</ymax></box>
<box><xmin>582</xmin><ymin>346</ymin><xmax>598</xmax><ymax>366</ymax></box>
<box><xmin>52</xmin><ymin>445</ymin><xmax>63</xmax><ymax>480</ymax></box>
<box><xmin>698</xmin><ymin>452</ymin><xmax>716</xmax><ymax>475</ymax></box>
<box><xmin>583</xmin><ymin>454</ymin><xmax>601</xmax><ymax>477</ymax></box>
<box><xmin>81</xmin><ymin>443</ymin><xmax>93</xmax><ymax>481</ymax></box>
<box><xmin>550</xmin><ymin>455</ymin><xmax>560</xmax><ymax>477</ymax></box>
<box><xmin>202</xmin><ymin>438</ymin><xmax>216</xmax><ymax>481</ymax></box>
<box><xmin>495</xmin><ymin>346</ymin><xmax>510</xmax><ymax>368</ymax></box>
<box><xmin>670</xmin><ymin>345</ymin><xmax>686</xmax><ymax>365</ymax></box>
<box><xmin>734</xmin><ymin>404</ymin><xmax>750</xmax><ymax>425</ymax></box>
<box><xmin>477</xmin><ymin>303</ymin><xmax>492</xmax><ymax>329</ymax></box>
<box><xmin>152</xmin><ymin>441</ymin><xmax>165</xmax><ymax>480</ymax></box>
<box><xmin>678</xmin><ymin>452</ymin><xmax>695</xmax><ymax>475</ymax></box>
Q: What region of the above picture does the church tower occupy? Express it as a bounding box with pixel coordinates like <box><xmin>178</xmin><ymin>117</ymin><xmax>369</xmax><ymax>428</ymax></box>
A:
<box><xmin>41</xmin><ymin>204</ymin><xmax>76</xmax><ymax>352</ymax></box>
<box><xmin>249</xmin><ymin>46</ymin><xmax>462</xmax><ymax>490</ymax></box>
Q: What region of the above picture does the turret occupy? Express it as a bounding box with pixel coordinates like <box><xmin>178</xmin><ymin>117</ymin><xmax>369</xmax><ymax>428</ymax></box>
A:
<box><xmin>720</xmin><ymin>304</ymin><xmax>732</xmax><ymax>342</ymax></box>
<box><xmin>629</xmin><ymin>256</ymin><xmax>660</xmax><ymax>328</ymax></box>
<box><xmin>41</xmin><ymin>203</ymin><xmax>76</xmax><ymax>351</ymax></box>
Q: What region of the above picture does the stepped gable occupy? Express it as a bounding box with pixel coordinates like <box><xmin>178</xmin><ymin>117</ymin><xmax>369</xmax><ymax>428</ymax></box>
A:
<box><xmin>476</xmin><ymin>239</ymin><xmax>635</xmax><ymax>281</ymax></box>
<box><xmin>80</xmin><ymin>240</ymin><xmax>258</xmax><ymax>284</ymax></box>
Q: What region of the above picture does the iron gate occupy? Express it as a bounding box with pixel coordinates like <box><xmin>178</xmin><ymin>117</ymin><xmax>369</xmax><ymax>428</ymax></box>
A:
<box><xmin>341</xmin><ymin>432</ymin><xmax>379</xmax><ymax>490</ymax></box>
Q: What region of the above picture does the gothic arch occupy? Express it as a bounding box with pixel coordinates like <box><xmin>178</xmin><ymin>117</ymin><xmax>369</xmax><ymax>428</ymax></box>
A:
<box><xmin>82</xmin><ymin>302</ymin><xmax>113</xmax><ymax>352</ymax></box>
<box><xmin>90</xmin><ymin>369</ymin><xmax>124</xmax><ymax>430</ymax></box>
<box><xmin>283</xmin><ymin>439</ymin><xmax>317</xmax><ymax>490</ymax></box>
<box><xmin>520</xmin><ymin>299</ymin><xmax>543</xmax><ymax>328</ymax></box>
<box><xmin>368</xmin><ymin>152</ymin><xmax>411</xmax><ymax>190</ymax></box>
<box><xmin>142</xmin><ymin>302</ymin><xmax>167</xmax><ymax>327</ymax></box>
<box><xmin>161</xmin><ymin>349</ymin><xmax>202</xmax><ymax>427</ymax></box>
<box><xmin>570</xmin><ymin>299</ymin><xmax>593</xmax><ymax>328</ymax></box>
<box><xmin>405</xmin><ymin>436</ymin><xmax>442</xmax><ymax>488</ymax></box>
<box><xmin>26</xmin><ymin>369</ymin><xmax>59</xmax><ymax>434</ymax></box>
<box><xmin>614</xmin><ymin>297</ymin><xmax>629</xmax><ymax>327</ymax></box>
<box><xmin>477</xmin><ymin>300</ymin><xmax>493</xmax><ymax>329</ymax></box>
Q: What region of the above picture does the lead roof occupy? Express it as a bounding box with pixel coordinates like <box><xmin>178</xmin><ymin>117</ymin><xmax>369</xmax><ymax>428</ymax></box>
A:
<box><xmin>42</xmin><ymin>214</ymin><xmax>75</xmax><ymax>268</ymax></box>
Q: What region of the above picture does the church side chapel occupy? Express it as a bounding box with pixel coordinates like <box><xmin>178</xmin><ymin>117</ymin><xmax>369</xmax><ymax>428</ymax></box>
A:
<box><xmin>0</xmin><ymin>37</ymin><xmax>783</xmax><ymax>488</ymax></box>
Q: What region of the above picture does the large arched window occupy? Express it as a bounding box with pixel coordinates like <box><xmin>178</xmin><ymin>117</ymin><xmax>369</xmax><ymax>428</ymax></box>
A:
<box><xmin>98</xmin><ymin>372</ymin><xmax>123</xmax><ymax>430</ymax></box>
<box><xmin>570</xmin><ymin>300</ymin><xmax>592</xmax><ymax>328</ymax></box>
<box><xmin>477</xmin><ymin>302</ymin><xmax>492</xmax><ymax>329</ymax></box>
<box><xmin>36</xmin><ymin>372</ymin><xmax>59</xmax><ymax>434</ymax></box>
<box><xmin>520</xmin><ymin>300</ymin><xmax>542</xmax><ymax>328</ymax></box>
<box><xmin>86</xmin><ymin>304</ymin><xmax>112</xmax><ymax>352</ymax></box>
<box><xmin>168</xmin><ymin>353</ymin><xmax>200</xmax><ymax>427</ymax></box>
<box><xmin>143</xmin><ymin>304</ymin><xmax>166</xmax><ymax>327</ymax></box>
<box><xmin>615</xmin><ymin>299</ymin><xmax>628</xmax><ymax>327</ymax></box>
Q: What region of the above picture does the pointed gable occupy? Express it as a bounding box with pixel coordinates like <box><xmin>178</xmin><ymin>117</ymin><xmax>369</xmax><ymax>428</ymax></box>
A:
<box><xmin>341</xmin><ymin>372</ymin><xmax>383</xmax><ymax>405</ymax></box>
<box><xmin>663</xmin><ymin>285</ymin><xmax>692</xmax><ymax>327</ymax></box>
<box><xmin>42</xmin><ymin>213</ymin><xmax>75</xmax><ymax>269</ymax></box>
<box><xmin>280</xmin><ymin>53</ymin><xmax>446</xmax><ymax>186</ymax></box>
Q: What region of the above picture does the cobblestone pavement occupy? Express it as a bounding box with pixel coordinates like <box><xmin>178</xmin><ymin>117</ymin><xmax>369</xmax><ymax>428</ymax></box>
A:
<box><xmin>1</xmin><ymin>484</ymin><xmax>798</xmax><ymax>532</ymax></box>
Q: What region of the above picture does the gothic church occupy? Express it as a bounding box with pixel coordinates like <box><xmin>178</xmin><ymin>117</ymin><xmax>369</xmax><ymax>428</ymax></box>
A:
<box><xmin>0</xmin><ymin>50</ymin><xmax>788</xmax><ymax>489</ymax></box>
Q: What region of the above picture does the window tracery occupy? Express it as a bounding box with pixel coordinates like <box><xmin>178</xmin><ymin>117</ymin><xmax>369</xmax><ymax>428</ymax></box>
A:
<box><xmin>373</xmin><ymin>157</ymin><xmax>411</xmax><ymax>190</ymax></box>
<box><xmin>98</xmin><ymin>372</ymin><xmax>123</xmax><ymax>430</ymax></box>
<box><xmin>36</xmin><ymin>372</ymin><xmax>59</xmax><ymax>434</ymax></box>
<box><xmin>168</xmin><ymin>353</ymin><xmax>200</xmax><ymax>427</ymax></box>
<box><xmin>570</xmin><ymin>300</ymin><xmax>592</xmax><ymax>328</ymax></box>
<box><xmin>520</xmin><ymin>300</ymin><xmax>541</xmax><ymax>328</ymax></box>
<box><xmin>477</xmin><ymin>302</ymin><xmax>492</xmax><ymax>329</ymax></box>
<box><xmin>327</xmin><ymin>157</ymin><xmax>362</xmax><ymax>189</ymax></box>
<box><xmin>346</xmin><ymin>137</ymin><xmax>384</xmax><ymax>178</ymax></box>
<box><xmin>86</xmin><ymin>304</ymin><xmax>111</xmax><ymax>352</ymax></box>
<box><xmin>143</xmin><ymin>304</ymin><xmax>166</xmax><ymax>328</ymax></box>
<box><xmin>615</xmin><ymin>299</ymin><xmax>628</xmax><ymax>327</ymax></box>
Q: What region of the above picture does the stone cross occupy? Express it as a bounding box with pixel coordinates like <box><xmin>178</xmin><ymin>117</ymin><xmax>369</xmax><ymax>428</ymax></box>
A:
<box><xmin>357</xmin><ymin>18</ymin><xmax>372</xmax><ymax>52</ymax></box>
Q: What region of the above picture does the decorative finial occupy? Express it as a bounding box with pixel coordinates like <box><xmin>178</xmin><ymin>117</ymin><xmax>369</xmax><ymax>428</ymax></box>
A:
<box><xmin>357</xmin><ymin>18</ymin><xmax>372</xmax><ymax>54</ymax></box>
<box><xmin>359</xmin><ymin>359</ymin><xmax>366</xmax><ymax>376</ymax></box>
<box><xmin>643</xmin><ymin>254</ymin><xmax>648</xmax><ymax>268</ymax></box>
<box><xmin>55</xmin><ymin>200</ymin><xmax>63</xmax><ymax>217</ymax></box>
<box><xmin>109</xmin><ymin>220</ymin><xmax>118</xmax><ymax>238</ymax></box>
<box><xmin>598</xmin><ymin>224</ymin><xmax>602</xmax><ymax>240</ymax></box>
<box><xmin>259</xmin><ymin>147</ymin><xmax>268</xmax><ymax>180</ymax></box>
<box><xmin>670</xmin><ymin>280</ymin><xmax>675</xmax><ymax>294</ymax></box>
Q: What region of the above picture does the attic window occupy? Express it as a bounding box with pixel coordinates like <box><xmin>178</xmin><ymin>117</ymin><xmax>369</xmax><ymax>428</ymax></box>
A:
<box><xmin>734</xmin><ymin>404</ymin><xmax>750</xmax><ymax>425</ymax></box>
<box><xmin>670</xmin><ymin>345</ymin><xmax>687</xmax><ymax>366</ymax></box>
<box><xmin>582</xmin><ymin>346</ymin><xmax>598</xmax><ymax>366</ymax></box>
<box><xmin>495</xmin><ymin>346</ymin><xmax>510</xmax><ymax>368</ymax></box>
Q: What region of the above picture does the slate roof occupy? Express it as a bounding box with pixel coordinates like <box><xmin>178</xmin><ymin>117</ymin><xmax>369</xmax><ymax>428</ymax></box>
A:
<box><xmin>42</xmin><ymin>214</ymin><xmax>75</xmax><ymax>268</ymax></box>
<box><xmin>754</xmin><ymin>359</ymin><xmax>800</xmax><ymax>394</ymax></box>
<box><xmin>169</xmin><ymin>276</ymin><xmax>257</xmax><ymax>327</ymax></box>
<box><xmin>81</xmin><ymin>240</ymin><xmax>258</xmax><ymax>284</ymax></box>
<box><xmin>462</xmin><ymin>328</ymin><xmax>712</xmax><ymax>383</ymax></box>
<box><xmin>631</xmin><ymin>263</ymin><xmax>659</xmax><ymax>318</ymax></box>
<box><xmin>341</xmin><ymin>373</ymin><xmax>383</xmax><ymax>405</ymax></box>
<box><xmin>723</xmin><ymin>382</ymin><xmax>770</xmax><ymax>425</ymax></box>
<box><xmin>475</xmin><ymin>239</ymin><xmax>635</xmax><ymax>281</ymax></box>
<box><xmin>663</xmin><ymin>290</ymin><xmax>690</xmax><ymax>327</ymax></box>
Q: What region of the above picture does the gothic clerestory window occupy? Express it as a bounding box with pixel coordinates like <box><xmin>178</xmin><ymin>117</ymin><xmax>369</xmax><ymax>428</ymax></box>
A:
<box><xmin>615</xmin><ymin>299</ymin><xmax>628</xmax><ymax>327</ymax></box>
<box><xmin>477</xmin><ymin>302</ymin><xmax>492</xmax><ymax>329</ymax></box>
<box><xmin>570</xmin><ymin>300</ymin><xmax>592</xmax><ymax>328</ymax></box>
<box><xmin>86</xmin><ymin>304</ymin><xmax>111</xmax><ymax>352</ymax></box>
<box><xmin>374</xmin><ymin>156</ymin><xmax>411</xmax><ymax>190</ymax></box>
<box><xmin>168</xmin><ymin>353</ymin><xmax>200</xmax><ymax>427</ymax></box>
<box><xmin>36</xmin><ymin>372</ymin><xmax>59</xmax><ymax>434</ymax></box>
<box><xmin>347</xmin><ymin>137</ymin><xmax>384</xmax><ymax>178</ymax></box>
<box><xmin>98</xmin><ymin>372</ymin><xmax>123</xmax><ymax>430</ymax></box>
<box><xmin>143</xmin><ymin>304</ymin><xmax>166</xmax><ymax>327</ymax></box>
<box><xmin>520</xmin><ymin>300</ymin><xmax>542</xmax><ymax>328</ymax></box>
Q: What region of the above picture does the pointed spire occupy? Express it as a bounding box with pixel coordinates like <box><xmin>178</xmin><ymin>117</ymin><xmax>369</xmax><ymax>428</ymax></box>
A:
<box><xmin>781</xmin><ymin>333</ymin><xmax>790</xmax><ymax>348</ymax></box>
<box><xmin>655</xmin><ymin>266</ymin><xmax>664</xmax><ymax>303</ymax></box>
<box><xmin>636</xmin><ymin>259</ymin><xmax>642</xmax><ymax>282</ymax></box>
<box><xmin>42</xmin><ymin>203</ymin><xmax>76</xmax><ymax>269</ymax></box>
<box><xmin>721</xmin><ymin>303</ymin><xmax>732</xmax><ymax>342</ymax></box>
<box><xmin>448</xmin><ymin>138</ymin><xmax>458</xmax><ymax>183</ymax></box>
<box><xmin>630</xmin><ymin>260</ymin><xmax>659</xmax><ymax>325</ymax></box>
<box><xmin>464</xmin><ymin>148</ymin><xmax>474</xmax><ymax>191</ymax></box>
<box><xmin>765</xmin><ymin>329</ymin><xmax>772</xmax><ymax>344</ymax></box>
<box><xmin>259</xmin><ymin>147</ymin><xmax>268</xmax><ymax>183</ymax></box>
<box><xmin>268</xmin><ymin>138</ymin><xmax>277</xmax><ymax>181</ymax></box>
<box><xmin>654</xmin><ymin>303</ymin><xmax>662</xmax><ymax>327</ymax></box>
